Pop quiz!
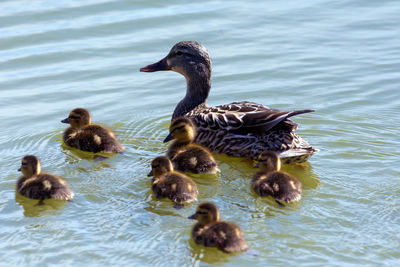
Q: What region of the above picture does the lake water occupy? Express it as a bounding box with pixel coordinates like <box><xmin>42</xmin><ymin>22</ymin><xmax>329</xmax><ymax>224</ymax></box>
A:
<box><xmin>0</xmin><ymin>0</ymin><xmax>399</xmax><ymax>265</ymax></box>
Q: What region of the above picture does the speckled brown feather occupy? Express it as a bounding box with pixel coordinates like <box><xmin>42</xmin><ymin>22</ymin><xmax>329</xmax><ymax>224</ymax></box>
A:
<box><xmin>252</xmin><ymin>171</ymin><xmax>302</xmax><ymax>202</ymax></box>
<box><xmin>17</xmin><ymin>173</ymin><xmax>73</xmax><ymax>201</ymax></box>
<box><xmin>151</xmin><ymin>171</ymin><xmax>198</xmax><ymax>204</ymax></box>
<box><xmin>63</xmin><ymin>124</ymin><xmax>124</xmax><ymax>153</ymax></box>
<box><xmin>192</xmin><ymin>221</ymin><xmax>248</xmax><ymax>253</ymax></box>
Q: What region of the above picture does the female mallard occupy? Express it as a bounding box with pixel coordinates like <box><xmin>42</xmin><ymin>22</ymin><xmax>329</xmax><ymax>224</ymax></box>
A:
<box><xmin>140</xmin><ymin>41</ymin><xmax>318</xmax><ymax>163</ymax></box>
<box><xmin>61</xmin><ymin>108</ymin><xmax>125</xmax><ymax>153</ymax></box>
<box><xmin>148</xmin><ymin>156</ymin><xmax>198</xmax><ymax>205</ymax></box>
<box><xmin>167</xmin><ymin>117</ymin><xmax>220</xmax><ymax>174</ymax></box>
<box><xmin>188</xmin><ymin>202</ymin><xmax>248</xmax><ymax>253</ymax></box>
<box><xmin>252</xmin><ymin>151</ymin><xmax>302</xmax><ymax>206</ymax></box>
<box><xmin>17</xmin><ymin>155</ymin><xmax>74</xmax><ymax>201</ymax></box>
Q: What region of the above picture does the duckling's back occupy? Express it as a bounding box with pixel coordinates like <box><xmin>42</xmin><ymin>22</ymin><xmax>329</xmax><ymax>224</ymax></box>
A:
<box><xmin>193</xmin><ymin>221</ymin><xmax>248</xmax><ymax>253</ymax></box>
<box><xmin>169</xmin><ymin>144</ymin><xmax>218</xmax><ymax>174</ymax></box>
<box><xmin>17</xmin><ymin>173</ymin><xmax>73</xmax><ymax>201</ymax></box>
<box><xmin>63</xmin><ymin>124</ymin><xmax>124</xmax><ymax>153</ymax></box>
<box><xmin>152</xmin><ymin>172</ymin><xmax>198</xmax><ymax>203</ymax></box>
<box><xmin>252</xmin><ymin>171</ymin><xmax>302</xmax><ymax>203</ymax></box>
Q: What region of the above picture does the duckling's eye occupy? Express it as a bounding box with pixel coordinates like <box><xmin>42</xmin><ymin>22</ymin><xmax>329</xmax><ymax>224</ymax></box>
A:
<box><xmin>197</xmin><ymin>211</ymin><xmax>207</xmax><ymax>215</ymax></box>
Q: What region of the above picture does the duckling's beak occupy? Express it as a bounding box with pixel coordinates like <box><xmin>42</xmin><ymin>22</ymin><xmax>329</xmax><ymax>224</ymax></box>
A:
<box><xmin>188</xmin><ymin>213</ymin><xmax>196</xmax><ymax>220</ymax></box>
<box><xmin>253</xmin><ymin>163</ymin><xmax>259</xmax><ymax>168</ymax></box>
<box><xmin>147</xmin><ymin>170</ymin><xmax>153</xmax><ymax>177</ymax></box>
<box><xmin>163</xmin><ymin>133</ymin><xmax>173</xmax><ymax>143</ymax></box>
<box><xmin>61</xmin><ymin>118</ymin><xmax>69</xmax><ymax>123</ymax></box>
<box><xmin>140</xmin><ymin>57</ymin><xmax>171</xmax><ymax>72</ymax></box>
<box><xmin>18</xmin><ymin>167</ymin><xmax>21</xmax><ymax>171</ymax></box>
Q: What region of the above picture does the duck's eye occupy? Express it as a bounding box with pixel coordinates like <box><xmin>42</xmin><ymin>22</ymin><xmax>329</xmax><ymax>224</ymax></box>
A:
<box><xmin>176</xmin><ymin>51</ymin><xmax>183</xmax><ymax>56</ymax></box>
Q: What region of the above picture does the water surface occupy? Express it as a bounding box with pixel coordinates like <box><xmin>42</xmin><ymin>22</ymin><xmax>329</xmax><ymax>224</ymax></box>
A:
<box><xmin>1</xmin><ymin>0</ymin><xmax>399</xmax><ymax>265</ymax></box>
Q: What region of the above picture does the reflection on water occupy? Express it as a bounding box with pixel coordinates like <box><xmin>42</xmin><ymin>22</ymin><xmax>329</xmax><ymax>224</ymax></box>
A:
<box><xmin>0</xmin><ymin>0</ymin><xmax>399</xmax><ymax>265</ymax></box>
<box><xmin>15</xmin><ymin>193</ymin><xmax>69</xmax><ymax>217</ymax></box>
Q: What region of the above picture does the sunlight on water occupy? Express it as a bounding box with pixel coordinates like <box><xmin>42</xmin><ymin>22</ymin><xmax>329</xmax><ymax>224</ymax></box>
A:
<box><xmin>0</xmin><ymin>0</ymin><xmax>399</xmax><ymax>265</ymax></box>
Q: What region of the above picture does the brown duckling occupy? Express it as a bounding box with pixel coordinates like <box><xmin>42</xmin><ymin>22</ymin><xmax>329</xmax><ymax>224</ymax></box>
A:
<box><xmin>61</xmin><ymin>108</ymin><xmax>124</xmax><ymax>153</ymax></box>
<box><xmin>252</xmin><ymin>151</ymin><xmax>302</xmax><ymax>206</ymax></box>
<box><xmin>148</xmin><ymin>156</ymin><xmax>198</xmax><ymax>205</ymax></box>
<box><xmin>166</xmin><ymin>117</ymin><xmax>219</xmax><ymax>174</ymax></box>
<box><xmin>188</xmin><ymin>202</ymin><xmax>248</xmax><ymax>253</ymax></box>
<box><xmin>17</xmin><ymin>155</ymin><xmax>74</xmax><ymax>201</ymax></box>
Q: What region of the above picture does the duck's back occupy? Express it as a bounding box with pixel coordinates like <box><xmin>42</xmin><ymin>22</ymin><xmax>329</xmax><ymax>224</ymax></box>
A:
<box><xmin>152</xmin><ymin>172</ymin><xmax>198</xmax><ymax>203</ymax></box>
<box><xmin>170</xmin><ymin>144</ymin><xmax>218</xmax><ymax>174</ymax></box>
<box><xmin>17</xmin><ymin>173</ymin><xmax>73</xmax><ymax>201</ymax></box>
<box><xmin>184</xmin><ymin>101</ymin><xmax>317</xmax><ymax>163</ymax></box>
<box><xmin>63</xmin><ymin>124</ymin><xmax>124</xmax><ymax>153</ymax></box>
<box><xmin>252</xmin><ymin>171</ymin><xmax>302</xmax><ymax>202</ymax></box>
<box><xmin>192</xmin><ymin>221</ymin><xmax>247</xmax><ymax>253</ymax></box>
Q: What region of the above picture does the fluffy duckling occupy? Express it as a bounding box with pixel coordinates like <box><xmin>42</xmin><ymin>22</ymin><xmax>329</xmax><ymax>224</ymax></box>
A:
<box><xmin>188</xmin><ymin>202</ymin><xmax>248</xmax><ymax>253</ymax></box>
<box><xmin>252</xmin><ymin>151</ymin><xmax>302</xmax><ymax>206</ymax></box>
<box><xmin>17</xmin><ymin>155</ymin><xmax>74</xmax><ymax>201</ymax></box>
<box><xmin>148</xmin><ymin>156</ymin><xmax>198</xmax><ymax>205</ymax></box>
<box><xmin>62</xmin><ymin>108</ymin><xmax>124</xmax><ymax>153</ymax></box>
<box><xmin>166</xmin><ymin>117</ymin><xmax>219</xmax><ymax>174</ymax></box>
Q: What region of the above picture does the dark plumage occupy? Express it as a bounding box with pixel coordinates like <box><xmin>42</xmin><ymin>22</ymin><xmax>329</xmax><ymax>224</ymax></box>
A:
<box><xmin>252</xmin><ymin>151</ymin><xmax>302</xmax><ymax>204</ymax></box>
<box><xmin>62</xmin><ymin>108</ymin><xmax>124</xmax><ymax>153</ymax></box>
<box><xmin>148</xmin><ymin>156</ymin><xmax>198</xmax><ymax>204</ymax></box>
<box><xmin>16</xmin><ymin>155</ymin><xmax>74</xmax><ymax>201</ymax></box>
<box><xmin>166</xmin><ymin>117</ymin><xmax>219</xmax><ymax>174</ymax></box>
<box><xmin>188</xmin><ymin>203</ymin><xmax>248</xmax><ymax>253</ymax></box>
<box><xmin>140</xmin><ymin>41</ymin><xmax>318</xmax><ymax>163</ymax></box>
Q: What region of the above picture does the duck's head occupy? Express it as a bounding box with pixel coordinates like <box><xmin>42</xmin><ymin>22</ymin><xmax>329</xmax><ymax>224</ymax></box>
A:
<box><xmin>164</xmin><ymin>117</ymin><xmax>196</xmax><ymax>143</ymax></box>
<box><xmin>148</xmin><ymin>156</ymin><xmax>174</xmax><ymax>177</ymax></box>
<box><xmin>18</xmin><ymin>155</ymin><xmax>41</xmax><ymax>178</ymax></box>
<box><xmin>61</xmin><ymin>108</ymin><xmax>91</xmax><ymax>128</ymax></box>
<box><xmin>255</xmin><ymin>151</ymin><xmax>281</xmax><ymax>173</ymax></box>
<box><xmin>140</xmin><ymin>41</ymin><xmax>211</xmax><ymax>81</ymax></box>
<box><xmin>188</xmin><ymin>202</ymin><xmax>220</xmax><ymax>225</ymax></box>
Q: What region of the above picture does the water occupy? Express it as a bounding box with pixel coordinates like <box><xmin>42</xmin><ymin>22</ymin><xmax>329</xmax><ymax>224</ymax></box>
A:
<box><xmin>1</xmin><ymin>0</ymin><xmax>399</xmax><ymax>265</ymax></box>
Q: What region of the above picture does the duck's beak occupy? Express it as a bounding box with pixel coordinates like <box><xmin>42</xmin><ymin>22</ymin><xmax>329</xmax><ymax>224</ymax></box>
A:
<box><xmin>253</xmin><ymin>163</ymin><xmax>259</xmax><ymax>168</ymax></box>
<box><xmin>61</xmin><ymin>118</ymin><xmax>69</xmax><ymax>123</ymax></box>
<box><xmin>140</xmin><ymin>57</ymin><xmax>171</xmax><ymax>72</ymax></box>
<box><xmin>163</xmin><ymin>133</ymin><xmax>173</xmax><ymax>143</ymax></box>
<box><xmin>147</xmin><ymin>170</ymin><xmax>153</xmax><ymax>177</ymax></box>
<box><xmin>188</xmin><ymin>213</ymin><xmax>196</xmax><ymax>220</ymax></box>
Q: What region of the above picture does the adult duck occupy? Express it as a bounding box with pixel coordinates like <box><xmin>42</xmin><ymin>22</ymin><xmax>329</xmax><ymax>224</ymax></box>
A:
<box><xmin>140</xmin><ymin>41</ymin><xmax>318</xmax><ymax>163</ymax></box>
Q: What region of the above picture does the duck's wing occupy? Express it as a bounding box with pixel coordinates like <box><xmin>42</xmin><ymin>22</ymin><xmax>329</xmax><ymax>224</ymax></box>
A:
<box><xmin>192</xmin><ymin>101</ymin><xmax>314</xmax><ymax>134</ymax></box>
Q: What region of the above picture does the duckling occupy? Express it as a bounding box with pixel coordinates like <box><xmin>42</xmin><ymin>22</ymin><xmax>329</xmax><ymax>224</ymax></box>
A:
<box><xmin>61</xmin><ymin>108</ymin><xmax>124</xmax><ymax>153</ymax></box>
<box><xmin>148</xmin><ymin>156</ymin><xmax>198</xmax><ymax>205</ymax></box>
<box><xmin>140</xmin><ymin>41</ymin><xmax>318</xmax><ymax>163</ymax></box>
<box><xmin>252</xmin><ymin>151</ymin><xmax>302</xmax><ymax>206</ymax></box>
<box><xmin>166</xmin><ymin>117</ymin><xmax>219</xmax><ymax>174</ymax></box>
<box><xmin>16</xmin><ymin>155</ymin><xmax>74</xmax><ymax>201</ymax></box>
<box><xmin>188</xmin><ymin>202</ymin><xmax>248</xmax><ymax>253</ymax></box>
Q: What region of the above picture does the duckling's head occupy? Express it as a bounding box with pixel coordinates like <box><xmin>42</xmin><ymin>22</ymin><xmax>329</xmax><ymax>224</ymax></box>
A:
<box><xmin>148</xmin><ymin>156</ymin><xmax>174</xmax><ymax>177</ymax></box>
<box><xmin>256</xmin><ymin>151</ymin><xmax>281</xmax><ymax>173</ymax></box>
<box><xmin>188</xmin><ymin>202</ymin><xmax>220</xmax><ymax>225</ymax></box>
<box><xmin>18</xmin><ymin>155</ymin><xmax>41</xmax><ymax>178</ymax></box>
<box><xmin>61</xmin><ymin>108</ymin><xmax>91</xmax><ymax>128</ymax></box>
<box><xmin>140</xmin><ymin>41</ymin><xmax>211</xmax><ymax>80</ymax></box>
<box><xmin>168</xmin><ymin>117</ymin><xmax>196</xmax><ymax>143</ymax></box>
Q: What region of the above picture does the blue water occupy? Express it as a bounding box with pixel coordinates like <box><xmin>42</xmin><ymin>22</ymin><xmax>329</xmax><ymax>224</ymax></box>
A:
<box><xmin>0</xmin><ymin>0</ymin><xmax>399</xmax><ymax>265</ymax></box>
